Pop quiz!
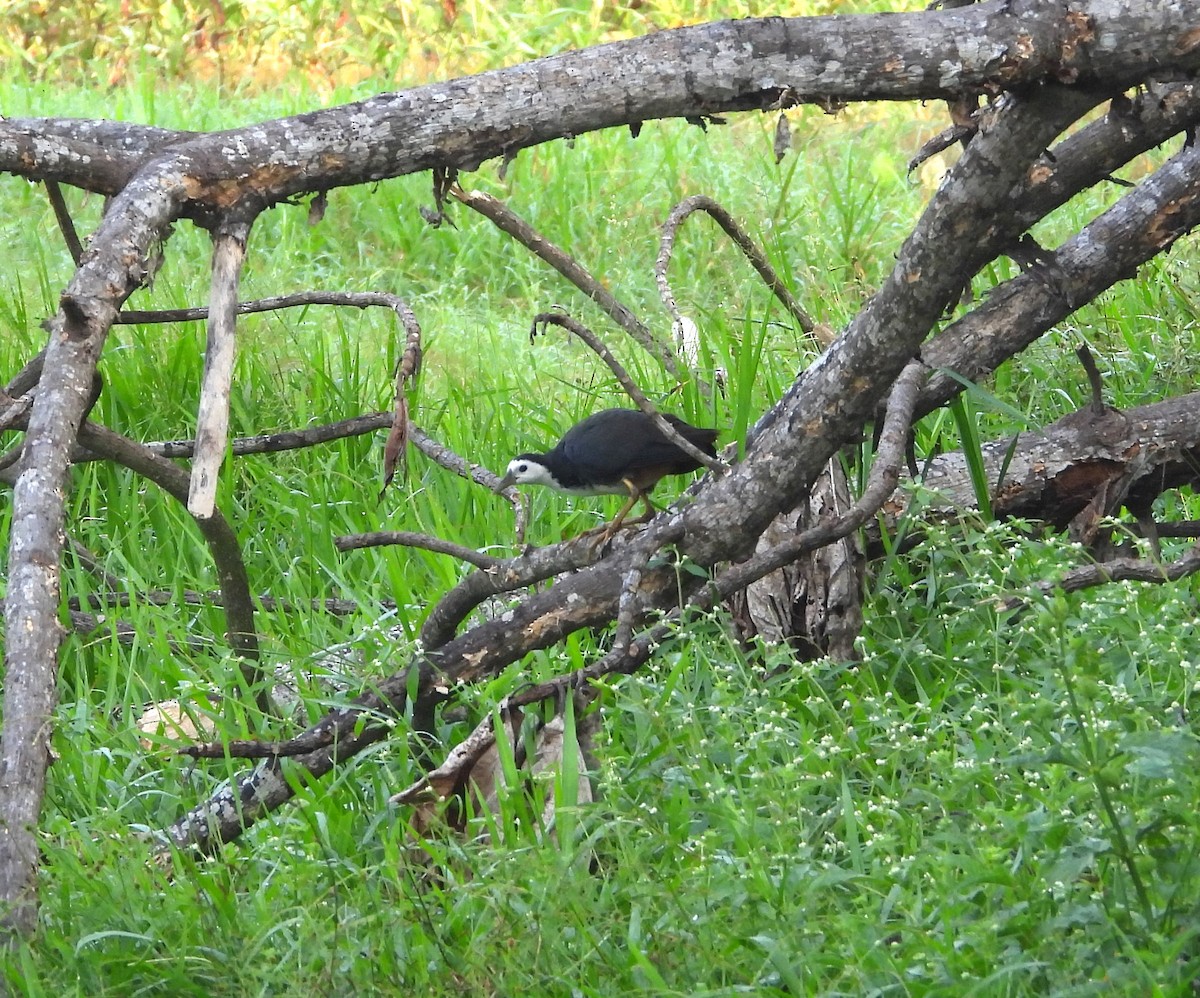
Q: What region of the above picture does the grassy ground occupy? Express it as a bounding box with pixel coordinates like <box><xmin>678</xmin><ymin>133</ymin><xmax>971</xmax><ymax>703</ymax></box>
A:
<box><xmin>2</xmin><ymin>2</ymin><xmax>1200</xmax><ymax>994</ymax></box>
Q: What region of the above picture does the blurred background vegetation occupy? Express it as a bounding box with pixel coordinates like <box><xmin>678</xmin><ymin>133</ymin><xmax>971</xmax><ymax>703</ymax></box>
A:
<box><xmin>3</xmin><ymin>0</ymin><xmax>919</xmax><ymax>91</ymax></box>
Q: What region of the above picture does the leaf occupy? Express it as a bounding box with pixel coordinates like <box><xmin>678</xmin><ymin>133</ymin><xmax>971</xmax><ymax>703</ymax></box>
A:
<box><xmin>773</xmin><ymin>112</ymin><xmax>791</xmax><ymax>163</ymax></box>
<box><xmin>949</xmin><ymin>394</ymin><xmax>993</xmax><ymax>520</ymax></box>
<box><xmin>379</xmin><ymin>393</ymin><xmax>409</xmax><ymax>497</ymax></box>
<box><xmin>1121</xmin><ymin>730</ymin><xmax>1198</xmax><ymax>780</ymax></box>
<box><xmin>750</xmin><ymin>934</ymin><xmax>805</xmax><ymax>993</ymax></box>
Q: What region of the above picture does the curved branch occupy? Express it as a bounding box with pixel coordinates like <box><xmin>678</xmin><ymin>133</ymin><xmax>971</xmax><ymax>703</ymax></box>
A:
<box><xmin>656</xmin><ymin>195</ymin><xmax>815</xmax><ymax>337</ymax></box>
<box><xmin>74</xmin><ymin>422</ymin><xmax>271</xmax><ymax>714</ymax></box>
<box><xmin>418</xmin><ymin>529</ymin><xmax>612</xmax><ymax>650</ymax></box>
<box><xmin>451</xmin><ymin>185</ymin><xmax>687</xmax><ymax>381</ymax></box>
<box><xmin>334</xmin><ymin>531</ymin><xmax>502</xmax><ymax>570</ymax></box>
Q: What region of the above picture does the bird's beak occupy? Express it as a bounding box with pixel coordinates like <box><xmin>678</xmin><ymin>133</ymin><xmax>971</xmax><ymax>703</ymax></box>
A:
<box><xmin>495</xmin><ymin>470</ymin><xmax>517</xmax><ymax>493</ymax></box>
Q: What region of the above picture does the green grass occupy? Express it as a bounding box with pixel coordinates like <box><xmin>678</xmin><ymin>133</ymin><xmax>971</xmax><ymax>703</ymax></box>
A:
<box><xmin>3</xmin><ymin>2</ymin><xmax>1200</xmax><ymax>993</ymax></box>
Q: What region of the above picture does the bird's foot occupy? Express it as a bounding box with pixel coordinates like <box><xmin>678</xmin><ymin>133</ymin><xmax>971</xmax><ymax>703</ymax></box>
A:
<box><xmin>582</xmin><ymin>511</ymin><xmax>654</xmax><ymax>550</ymax></box>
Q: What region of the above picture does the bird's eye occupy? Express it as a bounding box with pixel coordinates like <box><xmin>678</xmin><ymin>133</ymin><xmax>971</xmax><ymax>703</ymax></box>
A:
<box><xmin>517</xmin><ymin>462</ymin><xmax>529</xmax><ymax>473</ymax></box>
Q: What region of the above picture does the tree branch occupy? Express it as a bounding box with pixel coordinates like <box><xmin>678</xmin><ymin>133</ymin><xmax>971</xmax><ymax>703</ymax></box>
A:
<box><xmin>189</xmin><ymin>221</ymin><xmax>251</xmax><ymax>518</ymax></box>
<box><xmin>2</xmin><ymin>0</ymin><xmax>1196</xmax><ymax>903</ymax></box>
<box><xmin>656</xmin><ymin>195</ymin><xmax>815</xmax><ymax>337</ymax></box>
<box><xmin>916</xmin><ymin>133</ymin><xmax>1200</xmax><ymax>416</ymax></box>
<box><xmin>451</xmin><ymin>184</ymin><xmax>687</xmax><ymax>381</ymax></box>
<box><xmin>74</xmin><ymin>422</ymin><xmax>272</xmax><ymax>713</ymax></box>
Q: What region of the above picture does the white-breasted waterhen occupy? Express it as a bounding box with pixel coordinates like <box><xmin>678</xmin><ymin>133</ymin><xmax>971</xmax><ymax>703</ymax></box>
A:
<box><xmin>496</xmin><ymin>408</ymin><xmax>719</xmax><ymax>540</ymax></box>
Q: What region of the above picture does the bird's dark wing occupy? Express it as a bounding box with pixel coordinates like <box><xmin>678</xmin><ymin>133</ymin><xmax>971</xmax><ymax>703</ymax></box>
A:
<box><xmin>556</xmin><ymin>409</ymin><xmax>716</xmax><ymax>482</ymax></box>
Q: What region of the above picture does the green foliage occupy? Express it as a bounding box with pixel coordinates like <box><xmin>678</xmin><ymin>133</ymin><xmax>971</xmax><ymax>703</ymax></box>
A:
<box><xmin>3</xmin><ymin>0</ymin><xmax>1200</xmax><ymax>992</ymax></box>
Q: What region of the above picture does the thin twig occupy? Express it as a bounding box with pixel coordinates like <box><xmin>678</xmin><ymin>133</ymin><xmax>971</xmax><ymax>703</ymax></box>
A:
<box><xmin>74</xmin><ymin>415</ymin><xmax>522</xmax><ymax>552</ymax></box>
<box><xmin>1076</xmin><ymin>344</ymin><xmax>1107</xmax><ymax>410</ymax></box>
<box><xmin>65</xmin><ymin>536</ymin><xmax>124</xmax><ymax>592</ymax></box>
<box><xmin>907</xmin><ymin>121</ymin><xmax>975</xmax><ymax>176</ymax></box>
<box><xmin>127</xmin><ymin>413</ymin><xmax>395</xmax><ymax>460</ymax></box>
<box><xmin>58</xmin><ymin>606</ymin><xmax>214</xmax><ymax>651</ymax></box>
<box><xmin>67</xmin><ymin>590</ymin><xmax>373</xmax><ymax>616</ymax></box>
<box><xmin>656</xmin><ymin>195</ymin><xmax>816</xmax><ymax>338</ymax></box>
<box><xmin>334</xmin><ymin>531</ymin><xmax>502</xmax><ymax>570</ymax></box>
<box><xmin>0</xmin><ymin>391</ymin><xmax>32</xmax><ymax>440</ymax></box>
<box><xmin>44</xmin><ymin>180</ymin><xmax>85</xmax><ymax>265</ymax></box>
<box><xmin>75</xmin><ymin>421</ymin><xmax>274</xmax><ymax>716</ymax></box>
<box><xmin>115</xmin><ymin>289</ymin><xmax>419</xmax><ymax>325</ymax></box>
<box><xmin>450</xmin><ymin>184</ymin><xmax>688</xmax><ymax>382</ymax></box>
<box><xmin>1001</xmin><ymin>543</ymin><xmax>1200</xmax><ymax>614</ymax></box>
<box><xmin>531</xmin><ymin>311</ymin><xmax>728</xmax><ymax>473</ymax></box>
<box><xmin>179</xmin><ymin>732</ymin><xmax>335</xmax><ymax>759</ymax></box>
<box><xmin>381</xmin><ymin>300</ymin><xmax>423</xmax><ymax>494</ymax></box>
<box><xmin>1056</xmin><ymin>548</ymin><xmax>1200</xmax><ymax>589</ymax></box>
<box><xmin>409</xmin><ymin>425</ymin><xmax>528</xmax><ymax>543</ymax></box>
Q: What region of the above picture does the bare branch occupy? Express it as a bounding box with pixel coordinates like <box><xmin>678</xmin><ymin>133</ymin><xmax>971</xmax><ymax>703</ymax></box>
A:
<box><xmin>917</xmin><ymin>134</ymin><xmax>1200</xmax><ymax>416</ymax></box>
<box><xmin>656</xmin><ymin>195</ymin><xmax>815</xmax><ymax>336</ymax></box>
<box><xmin>117</xmin><ymin>289</ymin><xmax>422</xmax><ymax>325</ymax></box>
<box><xmin>381</xmin><ymin>300</ymin><xmax>423</xmax><ymax>494</ymax></box>
<box><xmin>612</xmin><ymin>536</ymin><xmax>659</xmax><ymax>655</ymax></box>
<box><xmin>132</xmin><ymin>412</ymin><xmax>394</xmax><ymax>460</ymax></box>
<box><xmin>67</xmin><ymin>590</ymin><xmax>370</xmax><ymax>616</ymax></box>
<box><xmin>14</xmin><ymin>3</ymin><xmax>1194</xmax><ymax>201</ymax></box>
<box><xmin>712</xmin><ymin>359</ymin><xmax>929</xmax><ymax>591</ymax></box>
<box><xmin>44</xmin><ymin>180</ymin><xmax>85</xmax><ymax>264</ymax></box>
<box><xmin>3</xmin><ymin>0</ymin><xmax>1196</xmax><ymax>893</ymax></box>
<box><xmin>189</xmin><ymin>222</ymin><xmax>251</xmax><ymax>519</ymax></box>
<box><xmin>418</xmin><ymin>529</ymin><xmax>614</xmax><ymax>651</ymax></box>
<box><xmin>65</xmin><ymin>536</ymin><xmax>123</xmax><ymax>592</ymax></box>
<box><xmin>334</xmin><ymin>531</ymin><xmax>502</xmax><ymax>570</ymax></box>
<box><xmin>74</xmin><ymin>422</ymin><xmax>273</xmax><ymax>714</ymax></box>
<box><xmin>409</xmin><ymin>425</ymin><xmax>528</xmax><ymax>542</ymax></box>
<box><xmin>908</xmin><ymin>121</ymin><xmax>975</xmax><ymax>175</ymax></box>
<box><xmin>1000</xmin><ymin>544</ymin><xmax>1200</xmax><ymax>614</ymax></box>
<box><xmin>1075</xmin><ymin>344</ymin><xmax>1107</xmax><ymax>410</ymax></box>
<box><xmin>1057</xmin><ymin>550</ymin><xmax>1200</xmax><ymax>589</ymax></box>
<box><xmin>451</xmin><ymin>184</ymin><xmax>687</xmax><ymax>381</ymax></box>
<box><xmin>179</xmin><ymin>732</ymin><xmax>338</xmax><ymax>760</ymax></box>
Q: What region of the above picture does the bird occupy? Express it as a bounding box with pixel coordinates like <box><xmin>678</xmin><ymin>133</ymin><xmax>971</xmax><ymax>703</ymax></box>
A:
<box><xmin>496</xmin><ymin>408</ymin><xmax>719</xmax><ymax>540</ymax></box>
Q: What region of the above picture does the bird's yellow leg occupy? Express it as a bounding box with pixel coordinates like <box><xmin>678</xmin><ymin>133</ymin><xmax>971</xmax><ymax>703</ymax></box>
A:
<box><xmin>584</xmin><ymin>482</ymin><xmax>648</xmax><ymax>546</ymax></box>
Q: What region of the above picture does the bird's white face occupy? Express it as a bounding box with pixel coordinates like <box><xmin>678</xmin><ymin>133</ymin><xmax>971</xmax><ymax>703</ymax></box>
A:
<box><xmin>502</xmin><ymin>457</ymin><xmax>558</xmax><ymax>488</ymax></box>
